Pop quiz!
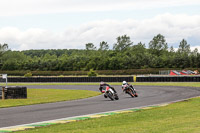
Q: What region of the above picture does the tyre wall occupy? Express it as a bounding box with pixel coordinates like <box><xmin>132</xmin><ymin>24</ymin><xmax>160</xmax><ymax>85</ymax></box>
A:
<box><xmin>6</xmin><ymin>76</ymin><xmax>200</xmax><ymax>82</ymax></box>
<box><xmin>7</xmin><ymin>77</ymin><xmax>134</xmax><ymax>82</ymax></box>
<box><xmin>136</xmin><ymin>76</ymin><xmax>200</xmax><ymax>82</ymax></box>
<box><xmin>1</xmin><ymin>86</ymin><xmax>27</xmax><ymax>99</ymax></box>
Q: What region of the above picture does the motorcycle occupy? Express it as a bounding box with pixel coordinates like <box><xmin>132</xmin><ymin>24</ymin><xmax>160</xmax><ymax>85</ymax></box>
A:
<box><xmin>102</xmin><ymin>86</ymin><xmax>119</xmax><ymax>101</ymax></box>
<box><xmin>122</xmin><ymin>84</ymin><xmax>138</xmax><ymax>98</ymax></box>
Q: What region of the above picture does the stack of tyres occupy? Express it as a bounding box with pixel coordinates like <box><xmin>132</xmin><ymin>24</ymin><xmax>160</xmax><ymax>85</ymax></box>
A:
<box><xmin>5</xmin><ymin>86</ymin><xmax>27</xmax><ymax>99</ymax></box>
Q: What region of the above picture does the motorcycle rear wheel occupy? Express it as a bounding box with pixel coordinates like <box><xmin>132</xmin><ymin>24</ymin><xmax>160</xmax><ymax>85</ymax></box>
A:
<box><xmin>114</xmin><ymin>94</ymin><xmax>119</xmax><ymax>100</ymax></box>
<box><xmin>127</xmin><ymin>89</ymin><xmax>135</xmax><ymax>97</ymax></box>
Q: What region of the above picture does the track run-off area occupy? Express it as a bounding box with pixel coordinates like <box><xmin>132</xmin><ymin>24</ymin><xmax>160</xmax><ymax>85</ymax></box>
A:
<box><xmin>0</xmin><ymin>85</ymin><xmax>200</xmax><ymax>128</ymax></box>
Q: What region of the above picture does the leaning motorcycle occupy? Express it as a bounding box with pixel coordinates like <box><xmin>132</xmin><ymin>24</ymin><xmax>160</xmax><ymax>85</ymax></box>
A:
<box><xmin>122</xmin><ymin>84</ymin><xmax>138</xmax><ymax>98</ymax></box>
<box><xmin>102</xmin><ymin>86</ymin><xmax>119</xmax><ymax>101</ymax></box>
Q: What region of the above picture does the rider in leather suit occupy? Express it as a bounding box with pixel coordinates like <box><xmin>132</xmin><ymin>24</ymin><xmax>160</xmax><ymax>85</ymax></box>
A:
<box><xmin>121</xmin><ymin>81</ymin><xmax>134</xmax><ymax>92</ymax></box>
<box><xmin>99</xmin><ymin>81</ymin><xmax>117</xmax><ymax>95</ymax></box>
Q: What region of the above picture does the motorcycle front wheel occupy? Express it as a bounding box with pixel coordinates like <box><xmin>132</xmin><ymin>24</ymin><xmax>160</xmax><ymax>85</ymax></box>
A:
<box><xmin>107</xmin><ymin>92</ymin><xmax>114</xmax><ymax>101</ymax></box>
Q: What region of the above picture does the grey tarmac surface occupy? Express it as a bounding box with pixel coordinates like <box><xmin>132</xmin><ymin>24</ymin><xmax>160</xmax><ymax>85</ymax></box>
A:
<box><xmin>0</xmin><ymin>85</ymin><xmax>200</xmax><ymax>128</ymax></box>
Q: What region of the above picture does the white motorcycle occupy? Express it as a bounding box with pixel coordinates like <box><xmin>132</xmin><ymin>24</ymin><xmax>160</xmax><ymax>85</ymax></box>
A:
<box><xmin>102</xmin><ymin>86</ymin><xmax>119</xmax><ymax>101</ymax></box>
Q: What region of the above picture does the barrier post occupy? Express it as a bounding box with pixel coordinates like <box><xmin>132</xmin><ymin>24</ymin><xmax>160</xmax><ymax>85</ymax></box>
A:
<box><xmin>133</xmin><ymin>75</ymin><xmax>137</xmax><ymax>82</ymax></box>
<box><xmin>2</xmin><ymin>74</ymin><xmax>7</xmax><ymax>88</ymax></box>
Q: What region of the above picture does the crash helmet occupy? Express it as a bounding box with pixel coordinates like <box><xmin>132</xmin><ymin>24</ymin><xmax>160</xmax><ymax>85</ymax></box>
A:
<box><xmin>122</xmin><ymin>81</ymin><xmax>127</xmax><ymax>85</ymax></box>
<box><xmin>100</xmin><ymin>81</ymin><xmax>105</xmax><ymax>86</ymax></box>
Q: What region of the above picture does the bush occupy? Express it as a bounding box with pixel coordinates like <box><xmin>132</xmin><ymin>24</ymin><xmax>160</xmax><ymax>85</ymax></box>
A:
<box><xmin>24</xmin><ymin>72</ymin><xmax>32</xmax><ymax>77</ymax></box>
<box><xmin>88</xmin><ymin>69</ymin><xmax>98</xmax><ymax>77</ymax></box>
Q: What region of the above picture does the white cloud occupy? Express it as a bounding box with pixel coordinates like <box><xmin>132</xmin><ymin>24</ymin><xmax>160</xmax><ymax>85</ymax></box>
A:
<box><xmin>0</xmin><ymin>0</ymin><xmax>200</xmax><ymax>16</ymax></box>
<box><xmin>191</xmin><ymin>46</ymin><xmax>200</xmax><ymax>52</ymax></box>
<box><xmin>0</xmin><ymin>13</ymin><xmax>200</xmax><ymax>51</ymax></box>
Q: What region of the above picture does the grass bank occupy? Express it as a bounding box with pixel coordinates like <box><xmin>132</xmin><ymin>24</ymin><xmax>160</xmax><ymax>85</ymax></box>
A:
<box><xmin>0</xmin><ymin>89</ymin><xmax>100</xmax><ymax>108</ymax></box>
<box><xmin>1</xmin><ymin>82</ymin><xmax>200</xmax><ymax>87</ymax></box>
<box><xmin>17</xmin><ymin>96</ymin><xmax>200</xmax><ymax>133</ymax></box>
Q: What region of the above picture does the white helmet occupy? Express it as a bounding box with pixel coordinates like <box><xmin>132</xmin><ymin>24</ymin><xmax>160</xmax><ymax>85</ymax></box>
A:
<box><xmin>122</xmin><ymin>81</ymin><xmax>127</xmax><ymax>85</ymax></box>
<box><xmin>100</xmin><ymin>81</ymin><xmax>105</xmax><ymax>86</ymax></box>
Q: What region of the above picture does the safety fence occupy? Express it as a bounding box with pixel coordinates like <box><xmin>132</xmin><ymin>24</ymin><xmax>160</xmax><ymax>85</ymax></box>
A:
<box><xmin>2</xmin><ymin>76</ymin><xmax>200</xmax><ymax>82</ymax></box>
<box><xmin>7</xmin><ymin>77</ymin><xmax>134</xmax><ymax>82</ymax></box>
<box><xmin>136</xmin><ymin>76</ymin><xmax>200</xmax><ymax>82</ymax></box>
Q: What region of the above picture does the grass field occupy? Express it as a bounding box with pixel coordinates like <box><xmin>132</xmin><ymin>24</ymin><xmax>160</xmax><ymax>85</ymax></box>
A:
<box><xmin>0</xmin><ymin>89</ymin><xmax>100</xmax><ymax>108</ymax></box>
<box><xmin>13</xmin><ymin>82</ymin><xmax>200</xmax><ymax>133</ymax></box>
<box><xmin>16</xmin><ymin>97</ymin><xmax>200</xmax><ymax>133</ymax></box>
<box><xmin>1</xmin><ymin>82</ymin><xmax>200</xmax><ymax>87</ymax></box>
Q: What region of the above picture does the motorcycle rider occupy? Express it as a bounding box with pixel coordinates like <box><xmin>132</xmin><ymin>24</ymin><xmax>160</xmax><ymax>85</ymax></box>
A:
<box><xmin>122</xmin><ymin>81</ymin><xmax>134</xmax><ymax>92</ymax></box>
<box><xmin>99</xmin><ymin>81</ymin><xmax>117</xmax><ymax>98</ymax></box>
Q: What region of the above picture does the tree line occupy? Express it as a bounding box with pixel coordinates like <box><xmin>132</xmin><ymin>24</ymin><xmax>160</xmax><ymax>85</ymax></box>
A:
<box><xmin>0</xmin><ymin>34</ymin><xmax>199</xmax><ymax>71</ymax></box>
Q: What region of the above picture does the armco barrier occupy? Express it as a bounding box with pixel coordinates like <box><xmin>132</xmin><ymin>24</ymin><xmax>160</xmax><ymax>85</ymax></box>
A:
<box><xmin>136</xmin><ymin>76</ymin><xmax>200</xmax><ymax>82</ymax></box>
<box><xmin>7</xmin><ymin>77</ymin><xmax>134</xmax><ymax>82</ymax></box>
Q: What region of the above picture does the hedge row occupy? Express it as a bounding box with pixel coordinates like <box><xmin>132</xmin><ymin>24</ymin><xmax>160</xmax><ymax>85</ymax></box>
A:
<box><xmin>97</xmin><ymin>69</ymin><xmax>160</xmax><ymax>75</ymax></box>
<box><xmin>0</xmin><ymin>68</ymin><xmax>199</xmax><ymax>76</ymax></box>
<box><xmin>0</xmin><ymin>71</ymin><xmax>88</xmax><ymax>76</ymax></box>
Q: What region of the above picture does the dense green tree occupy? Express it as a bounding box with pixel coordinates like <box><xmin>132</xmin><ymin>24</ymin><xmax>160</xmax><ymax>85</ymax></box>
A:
<box><xmin>190</xmin><ymin>48</ymin><xmax>199</xmax><ymax>68</ymax></box>
<box><xmin>175</xmin><ymin>39</ymin><xmax>191</xmax><ymax>68</ymax></box>
<box><xmin>149</xmin><ymin>34</ymin><xmax>168</xmax><ymax>56</ymax></box>
<box><xmin>178</xmin><ymin>39</ymin><xmax>191</xmax><ymax>54</ymax></box>
<box><xmin>1</xmin><ymin>35</ymin><xmax>199</xmax><ymax>71</ymax></box>
<box><xmin>113</xmin><ymin>35</ymin><xmax>133</xmax><ymax>52</ymax></box>
<box><xmin>99</xmin><ymin>41</ymin><xmax>109</xmax><ymax>51</ymax></box>
<box><xmin>85</xmin><ymin>43</ymin><xmax>96</xmax><ymax>50</ymax></box>
<box><xmin>128</xmin><ymin>42</ymin><xmax>147</xmax><ymax>68</ymax></box>
<box><xmin>0</xmin><ymin>43</ymin><xmax>8</xmax><ymax>57</ymax></box>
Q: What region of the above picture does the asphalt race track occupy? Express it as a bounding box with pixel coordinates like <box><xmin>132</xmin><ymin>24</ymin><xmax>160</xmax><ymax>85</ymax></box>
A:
<box><xmin>1</xmin><ymin>85</ymin><xmax>200</xmax><ymax>128</ymax></box>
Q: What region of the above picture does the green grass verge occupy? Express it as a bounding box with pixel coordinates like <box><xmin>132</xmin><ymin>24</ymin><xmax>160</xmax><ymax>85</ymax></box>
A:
<box><xmin>16</xmin><ymin>97</ymin><xmax>200</xmax><ymax>133</ymax></box>
<box><xmin>1</xmin><ymin>82</ymin><xmax>200</xmax><ymax>87</ymax></box>
<box><xmin>0</xmin><ymin>89</ymin><xmax>100</xmax><ymax>108</ymax></box>
<box><xmin>12</xmin><ymin>82</ymin><xmax>200</xmax><ymax>133</ymax></box>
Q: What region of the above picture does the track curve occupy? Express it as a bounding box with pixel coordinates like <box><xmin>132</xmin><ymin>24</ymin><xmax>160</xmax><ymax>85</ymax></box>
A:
<box><xmin>0</xmin><ymin>85</ymin><xmax>200</xmax><ymax>128</ymax></box>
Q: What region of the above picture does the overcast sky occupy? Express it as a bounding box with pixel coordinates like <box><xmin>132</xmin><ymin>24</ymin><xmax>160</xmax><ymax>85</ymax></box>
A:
<box><xmin>0</xmin><ymin>0</ymin><xmax>200</xmax><ymax>51</ymax></box>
